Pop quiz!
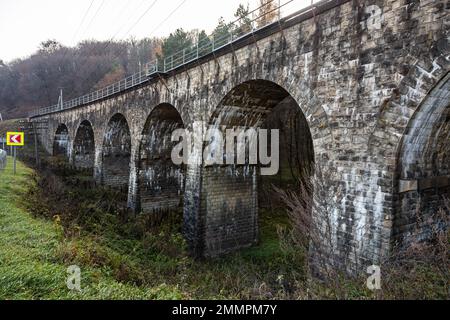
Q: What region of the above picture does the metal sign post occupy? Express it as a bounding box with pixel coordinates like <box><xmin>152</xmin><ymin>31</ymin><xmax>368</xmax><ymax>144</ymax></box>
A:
<box><xmin>6</xmin><ymin>131</ymin><xmax>25</xmax><ymax>175</ymax></box>
<box><xmin>13</xmin><ymin>146</ymin><xmax>16</xmax><ymax>175</ymax></box>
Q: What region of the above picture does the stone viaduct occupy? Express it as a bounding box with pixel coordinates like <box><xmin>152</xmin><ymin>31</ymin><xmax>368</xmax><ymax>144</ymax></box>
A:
<box><xmin>30</xmin><ymin>0</ymin><xmax>449</xmax><ymax>273</ymax></box>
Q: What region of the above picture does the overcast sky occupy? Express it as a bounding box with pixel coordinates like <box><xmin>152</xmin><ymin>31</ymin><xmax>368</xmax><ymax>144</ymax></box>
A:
<box><xmin>0</xmin><ymin>0</ymin><xmax>313</xmax><ymax>63</ymax></box>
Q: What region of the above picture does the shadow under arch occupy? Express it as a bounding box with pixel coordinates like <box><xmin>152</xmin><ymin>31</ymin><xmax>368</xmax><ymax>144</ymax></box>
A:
<box><xmin>196</xmin><ymin>79</ymin><xmax>315</xmax><ymax>256</ymax></box>
<box><xmin>73</xmin><ymin>120</ymin><xmax>95</xmax><ymax>173</ymax></box>
<box><xmin>101</xmin><ymin>113</ymin><xmax>132</xmax><ymax>191</ymax></box>
<box><xmin>394</xmin><ymin>72</ymin><xmax>450</xmax><ymax>247</ymax></box>
<box><xmin>53</xmin><ymin>123</ymin><xmax>69</xmax><ymax>157</ymax></box>
<box><xmin>137</xmin><ymin>103</ymin><xmax>185</xmax><ymax>214</ymax></box>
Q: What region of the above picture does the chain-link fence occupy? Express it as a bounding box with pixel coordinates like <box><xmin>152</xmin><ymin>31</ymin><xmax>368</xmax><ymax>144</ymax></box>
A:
<box><xmin>0</xmin><ymin>149</ymin><xmax>6</xmax><ymax>170</ymax></box>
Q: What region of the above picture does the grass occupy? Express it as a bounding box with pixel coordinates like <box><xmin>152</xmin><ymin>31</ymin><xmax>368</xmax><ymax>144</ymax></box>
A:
<box><xmin>0</xmin><ymin>156</ymin><xmax>304</xmax><ymax>299</ymax></box>
<box><xmin>0</xmin><ymin>157</ymin><xmax>183</xmax><ymax>299</ymax></box>
<box><xmin>1</xmin><ymin>155</ymin><xmax>447</xmax><ymax>300</ymax></box>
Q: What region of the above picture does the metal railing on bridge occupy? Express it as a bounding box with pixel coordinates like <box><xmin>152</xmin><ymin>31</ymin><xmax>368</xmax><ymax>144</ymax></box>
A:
<box><xmin>29</xmin><ymin>0</ymin><xmax>326</xmax><ymax>118</ymax></box>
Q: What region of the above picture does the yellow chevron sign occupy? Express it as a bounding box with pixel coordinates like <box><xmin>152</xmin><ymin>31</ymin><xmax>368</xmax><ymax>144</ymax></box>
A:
<box><xmin>6</xmin><ymin>132</ymin><xmax>24</xmax><ymax>146</ymax></box>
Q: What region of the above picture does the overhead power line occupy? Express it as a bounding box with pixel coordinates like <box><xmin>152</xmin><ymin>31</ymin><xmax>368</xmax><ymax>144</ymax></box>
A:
<box><xmin>109</xmin><ymin>0</ymin><xmax>135</xmax><ymax>36</ymax></box>
<box><xmin>149</xmin><ymin>0</ymin><xmax>187</xmax><ymax>36</ymax></box>
<box><xmin>123</xmin><ymin>0</ymin><xmax>159</xmax><ymax>37</ymax></box>
<box><xmin>38</xmin><ymin>0</ymin><xmax>295</xmax><ymax>115</ymax></box>
<box><xmin>63</xmin><ymin>0</ymin><xmax>161</xmax><ymax>100</ymax></box>
<box><xmin>71</xmin><ymin>0</ymin><xmax>95</xmax><ymax>44</ymax></box>
<box><xmin>79</xmin><ymin>0</ymin><xmax>107</xmax><ymax>40</ymax></box>
<box><xmin>111</xmin><ymin>0</ymin><xmax>147</xmax><ymax>40</ymax></box>
<box><xmin>62</xmin><ymin>0</ymin><xmax>186</xmax><ymax>102</ymax></box>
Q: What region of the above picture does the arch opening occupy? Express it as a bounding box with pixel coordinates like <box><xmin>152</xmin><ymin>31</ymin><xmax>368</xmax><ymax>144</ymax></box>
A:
<box><xmin>138</xmin><ymin>104</ymin><xmax>185</xmax><ymax>214</ymax></box>
<box><xmin>395</xmin><ymin>73</ymin><xmax>450</xmax><ymax>247</ymax></box>
<box><xmin>53</xmin><ymin>124</ymin><xmax>69</xmax><ymax>157</ymax></box>
<box><xmin>202</xmin><ymin>79</ymin><xmax>315</xmax><ymax>256</ymax></box>
<box><xmin>102</xmin><ymin>113</ymin><xmax>131</xmax><ymax>191</ymax></box>
<box><xmin>73</xmin><ymin>120</ymin><xmax>95</xmax><ymax>172</ymax></box>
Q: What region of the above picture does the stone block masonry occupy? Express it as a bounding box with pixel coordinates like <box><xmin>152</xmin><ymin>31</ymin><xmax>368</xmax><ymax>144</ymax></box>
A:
<box><xmin>31</xmin><ymin>0</ymin><xmax>450</xmax><ymax>274</ymax></box>
<box><xmin>201</xmin><ymin>166</ymin><xmax>258</xmax><ymax>257</ymax></box>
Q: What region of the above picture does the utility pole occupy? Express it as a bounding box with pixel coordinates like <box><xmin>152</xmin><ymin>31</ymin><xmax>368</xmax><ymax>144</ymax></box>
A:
<box><xmin>279</xmin><ymin>0</ymin><xmax>281</xmax><ymax>20</ymax></box>
<box><xmin>58</xmin><ymin>88</ymin><xmax>64</xmax><ymax>110</ymax></box>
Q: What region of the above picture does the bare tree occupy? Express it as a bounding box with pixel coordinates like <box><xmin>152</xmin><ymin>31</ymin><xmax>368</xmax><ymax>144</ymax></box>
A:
<box><xmin>257</xmin><ymin>0</ymin><xmax>279</xmax><ymax>27</ymax></box>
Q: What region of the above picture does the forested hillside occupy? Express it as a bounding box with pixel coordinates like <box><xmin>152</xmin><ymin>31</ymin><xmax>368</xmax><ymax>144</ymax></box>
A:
<box><xmin>0</xmin><ymin>1</ymin><xmax>278</xmax><ymax>120</ymax></box>
<box><xmin>0</xmin><ymin>38</ymin><xmax>160</xmax><ymax>119</ymax></box>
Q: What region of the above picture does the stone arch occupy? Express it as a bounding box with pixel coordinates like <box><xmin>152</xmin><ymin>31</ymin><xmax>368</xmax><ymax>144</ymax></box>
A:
<box><xmin>53</xmin><ymin>124</ymin><xmax>69</xmax><ymax>157</ymax></box>
<box><xmin>369</xmin><ymin>49</ymin><xmax>450</xmax><ymax>159</ymax></box>
<box><xmin>208</xmin><ymin>79</ymin><xmax>317</xmax><ymax>176</ymax></box>
<box><xmin>195</xmin><ymin>79</ymin><xmax>316</xmax><ymax>256</ymax></box>
<box><xmin>137</xmin><ymin>103</ymin><xmax>185</xmax><ymax>214</ymax></box>
<box><xmin>206</xmin><ymin>73</ymin><xmax>333</xmax><ymax>156</ymax></box>
<box><xmin>394</xmin><ymin>72</ymin><xmax>450</xmax><ymax>247</ymax></box>
<box><xmin>147</xmin><ymin>89</ymin><xmax>192</xmax><ymax>132</ymax></box>
<box><xmin>101</xmin><ymin>113</ymin><xmax>132</xmax><ymax>190</ymax></box>
<box><xmin>73</xmin><ymin>120</ymin><xmax>95</xmax><ymax>171</ymax></box>
<box><xmin>366</xmin><ymin>50</ymin><xmax>450</xmax><ymax>259</ymax></box>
